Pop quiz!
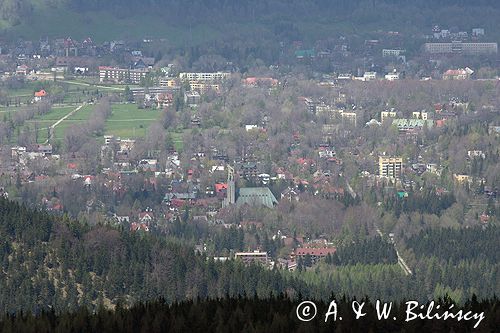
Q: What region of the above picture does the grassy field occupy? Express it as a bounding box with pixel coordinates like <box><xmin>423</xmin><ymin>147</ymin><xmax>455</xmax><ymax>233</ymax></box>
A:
<box><xmin>170</xmin><ymin>132</ymin><xmax>184</xmax><ymax>152</ymax></box>
<box><xmin>9</xmin><ymin>103</ymin><xmax>165</xmax><ymax>144</ymax></box>
<box><xmin>22</xmin><ymin>105</ymin><xmax>93</xmax><ymax>143</ymax></box>
<box><xmin>104</xmin><ymin>104</ymin><xmax>162</xmax><ymax>138</ymax></box>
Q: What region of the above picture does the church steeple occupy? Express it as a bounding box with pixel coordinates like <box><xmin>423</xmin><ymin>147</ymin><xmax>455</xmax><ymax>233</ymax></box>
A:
<box><xmin>223</xmin><ymin>165</ymin><xmax>235</xmax><ymax>207</ymax></box>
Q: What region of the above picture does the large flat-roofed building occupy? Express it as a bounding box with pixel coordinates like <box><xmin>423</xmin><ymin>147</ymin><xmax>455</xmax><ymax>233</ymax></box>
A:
<box><xmin>179</xmin><ymin>72</ymin><xmax>230</xmax><ymax>81</ymax></box>
<box><xmin>129</xmin><ymin>86</ymin><xmax>179</xmax><ymax>98</ymax></box>
<box><xmin>382</xmin><ymin>49</ymin><xmax>405</xmax><ymax>57</ymax></box>
<box><xmin>235</xmin><ymin>251</ymin><xmax>269</xmax><ymax>265</ymax></box>
<box><xmin>379</xmin><ymin>156</ymin><xmax>403</xmax><ymax>179</ymax></box>
<box><xmin>341</xmin><ymin>112</ymin><xmax>357</xmax><ymax>127</ymax></box>
<box><xmin>99</xmin><ymin>66</ymin><xmax>149</xmax><ymax>84</ymax></box>
<box><xmin>423</xmin><ymin>42</ymin><xmax>497</xmax><ymax>55</ymax></box>
<box><xmin>291</xmin><ymin>247</ymin><xmax>337</xmax><ymax>265</ymax></box>
<box><xmin>392</xmin><ymin>119</ymin><xmax>434</xmax><ymax>133</ymax></box>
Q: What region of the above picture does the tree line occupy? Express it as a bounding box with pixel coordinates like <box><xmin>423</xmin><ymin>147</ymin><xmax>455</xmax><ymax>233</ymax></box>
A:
<box><xmin>0</xmin><ymin>295</ymin><xmax>498</xmax><ymax>332</ymax></box>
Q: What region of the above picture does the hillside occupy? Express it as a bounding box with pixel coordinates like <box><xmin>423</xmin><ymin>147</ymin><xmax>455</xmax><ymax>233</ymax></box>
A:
<box><xmin>0</xmin><ymin>197</ymin><xmax>498</xmax><ymax>314</ymax></box>
<box><xmin>2</xmin><ymin>1</ymin><xmax>500</xmax><ymax>44</ymax></box>
<box><xmin>0</xmin><ymin>198</ymin><xmax>303</xmax><ymax>313</ymax></box>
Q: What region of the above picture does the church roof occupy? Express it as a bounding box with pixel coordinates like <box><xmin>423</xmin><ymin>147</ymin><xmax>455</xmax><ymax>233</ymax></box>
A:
<box><xmin>236</xmin><ymin>187</ymin><xmax>278</xmax><ymax>209</ymax></box>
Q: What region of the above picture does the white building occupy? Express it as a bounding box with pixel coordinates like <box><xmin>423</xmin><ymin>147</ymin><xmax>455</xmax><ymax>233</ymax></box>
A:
<box><xmin>99</xmin><ymin>66</ymin><xmax>149</xmax><ymax>84</ymax></box>
<box><xmin>179</xmin><ymin>72</ymin><xmax>230</xmax><ymax>81</ymax></box>
<box><xmin>385</xmin><ymin>72</ymin><xmax>400</xmax><ymax>81</ymax></box>
<box><xmin>424</xmin><ymin>42</ymin><xmax>497</xmax><ymax>55</ymax></box>
<box><xmin>382</xmin><ymin>49</ymin><xmax>405</xmax><ymax>57</ymax></box>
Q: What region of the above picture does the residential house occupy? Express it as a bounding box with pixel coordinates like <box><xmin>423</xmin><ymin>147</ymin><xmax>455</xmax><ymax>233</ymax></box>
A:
<box><xmin>281</xmin><ymin>187</ymin><xmax>300</xmax><ymax>202</ymax></box>
<box><xmin>184</xmin><ymin>91</ymin><xmax>201</xmax><ymax>107</ymax></box>
<box><xmin>113</xmin><ymin>214</ymin><xmax>130</xmax><ymax>224</ymax></box>
<box><xmin>139</xmin><ymin>211</ymin><xmax>154</xmax><ymax>224</ymax></box>
<box><xmin>130</xmin><ymin>222</ymin><xmax>149</xmax><ymax>232</ymax></box>
<box><xmin>138</xmin><ymin>159</ymin><xmax>158</xmax><ymax>172</ymax></box>
<box><xmin>443</xmin><ymin>67</ymin><xmax>474</xmax><ymax>80</ymax></box>
<box><xmin>453</xmin><ymin>174</ymin><xmax>471</xmax><ymax>184</ymax></box>
<box><xmin>239</xmin><ymin>220</ymin><xmax>264</xmax><ymax>229</ymax></box>
<box><xmin>362</xmin><ymin>72</ymin><xmax>377</xmax><ymax>81</ymax></box>
<box><xmin>34</xmin><ymin>90</ymin><xmax>47</xmax><ymax>102</ymax></box>
<box><xmin>156</xmin><ymin>93</ymin><xmax>173</xmax><ymax>108</ymax></box>
<box><xmin>467</xmin><ymin>150</ymin><xmax>485</xmax><ymax>159</ymax></box>
<box><xmin>385</xmin><ymin>71</ymin><xmax>400</xmax><ymax>81</ymax></box>
<box><xmin>16</xmin><ymin>65</ymin><xmax>29</xmax><ymax>76</ymax></box>
<box><xmin>37</xmin><ymin>144</ymin><xmax>53</xmax><ymax>156</ymax></box>
<box><xmin>243</xmin><ymin>77</ymin><xmax>278</xmax><ymax>87</ymax></box>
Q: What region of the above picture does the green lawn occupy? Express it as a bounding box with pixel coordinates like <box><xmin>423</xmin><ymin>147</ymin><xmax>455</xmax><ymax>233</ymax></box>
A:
<box><xmin>9</xmin><ymin>102</ymin><xmax>168</xmax><ymax>143</ymax></box>
<box><xmin>104</xmin><ymin>104</ymin><xmax>162</xmax><ymax>138</ymax></box>
<box><xmin>22</xmin><ymin>104</ymin><xmax>93</xmax><ymax>143</ymax></box>
<box><xmin>67</xmin><ymin>105</ymin><xmax>94</xmax><ymax>121</ymax></box>
<box><xmin>36</xmin><ymin>106</ymin><xmax>75</xmax><ymax>121</ymax></box>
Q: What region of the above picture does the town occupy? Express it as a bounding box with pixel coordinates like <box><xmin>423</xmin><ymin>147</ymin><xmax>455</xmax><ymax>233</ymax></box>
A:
<box><xmin>0</xmin><ymin>1</ymin><xmax>499</xmax><ymax>327</ymax></box>
<box><xmin>0</xmin><ymin>23</ymin><xmax>498</xmax><ymax>274</ymax></box>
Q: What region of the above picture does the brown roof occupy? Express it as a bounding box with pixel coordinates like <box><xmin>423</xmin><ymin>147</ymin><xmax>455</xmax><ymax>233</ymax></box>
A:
<box><xmin>295</xmin><ymin>247</ymin><xmax>336</xmax><ymax>256</ymax></box>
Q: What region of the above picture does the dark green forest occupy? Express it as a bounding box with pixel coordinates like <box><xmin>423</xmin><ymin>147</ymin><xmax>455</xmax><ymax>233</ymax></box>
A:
<box><xmin>0</xmin><ymin>197</ymin><xmax>498</xmax><ymax>314</ymax></box>
<box><xmin>1</xmin><ymin>296</ymin><xmax>499</xmax><ymax>333</ymax></box>
<box><xmin>325</xmin><ymin>236</ymin><xmax>398</xmax><ymax>266</ymax></box>
<box><xmin>2</xmin><ymin>0</ymin><xmax>500</xmax><ymax>42</ymax></box>
<box><xmin>0</xmin><ymin>198</ymin><xmax>307</xmax><ymax>314</ymax></box>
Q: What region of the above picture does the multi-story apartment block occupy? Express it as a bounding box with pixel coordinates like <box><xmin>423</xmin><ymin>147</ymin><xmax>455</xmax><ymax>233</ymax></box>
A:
<box><xmin>159</xmin><ymin>78</ymin><xmax>179</xmax><ymax>87</ymax></box>
<box><xmin>99</xmin><ymin>66</ymin><xmax>149</xmax><ymax>84</ymax></box>
<box><xmin>179</xmin><ymin>72</ymin><xmax>230</xmax><ymax>81</ymax></box>
<box><xmin>379</xmin><ymin>156</ymin><xmax>403</xmax><ymax>179</ymax></box>
<box><xmin>412</xmin><ymin>111</ymin><xmax>428</xmax><ymax>120</ymax></box>
<box><xmin>189</xmin><ymin>82</ymin><xmax>221</xmax><ymax>94</ymax></box>
<box><xmin>235</xmin><ymin>251</ymin><xmax>269</xmax><ymax>265</ymax></box>
<box><xmin>382</xmin><ymin>49</ymin><xmax>405</xmax><ymax>57</ymax></box>
<box><xmin>381</xmin><ymin>110</ymin><xmax>397</xmax><ymax>123</ymax></box>
<box><xmin>341</xmin><ymin>112</ymin><xmax>357</xmax><ymax>127</ymax></box>
<box><xmin>423</xmin><ymin>42</ymin><xmax>497</xmax><ymax>55</ymax></box>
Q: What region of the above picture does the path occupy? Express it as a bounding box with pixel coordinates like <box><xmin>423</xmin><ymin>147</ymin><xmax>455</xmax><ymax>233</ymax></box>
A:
<box><xmin>59</xmin><ymin>80</ymin><xmax>125</xmax><ymax>91</ymax></box>
<box><xmin>45</xmin><ymin>103</ymin><xmax>85</xmax><ymax>143</ymax></box>
<box><xmin>345</xmin><ymin>180</ymin><xmax>357</xmax><ymax>199</ymax></box>
<box><xmin>376</xmin><ymin>228</ymin><xmax>413</xmax><ymax>276</ymax></box>
<box><xmin>106</xmin><ymin>119</ymin><xmax>158</xmax><ymax>122</ymax></box>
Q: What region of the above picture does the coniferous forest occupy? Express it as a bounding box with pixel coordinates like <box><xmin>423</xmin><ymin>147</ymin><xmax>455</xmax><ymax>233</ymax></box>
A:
<box><xmin>0</xmin><ymin>197</ymin><xmax>498</xmax><ymax>316</ymax></box>
<box><xmin>1</xmin><ymin>296</ymin><xmax>499</xmax><ymax>333</ymax></box>
<box><xmin>0</xmin><ymin>0</ymin><xmax>499</xmax><ymax>331</ymax></box>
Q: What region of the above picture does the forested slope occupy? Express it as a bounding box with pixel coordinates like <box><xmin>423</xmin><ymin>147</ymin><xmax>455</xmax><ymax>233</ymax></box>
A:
<box><xmin>0</xmin><ymin>198</ymin><xmax>498</xmax><ymax>313</ymax></box>
<box><xmin>0</xmin><ymin>198</ymin><xmax>306</xmax><ymax>314</ymax></box>
<box><xmin>2</xmin><ymin>0</ymin><xmax>500</xmax><ymax>42</ymax></box>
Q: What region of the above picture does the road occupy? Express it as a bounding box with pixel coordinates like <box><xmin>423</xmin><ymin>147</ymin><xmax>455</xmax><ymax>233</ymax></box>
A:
<box><xmin>345</xmin><ymin>180</ymin><xmax>357</xmax><ymax>199</ymax></box>
<box><xmin>59</xmin><ymin>80</ymin><xmax>125</xmax><ymax>91</ymax></box>
<box><xmin>45</xmin><ymin>103</ymin><xmax>85</xmax><ymax>143</ymax></box>
<box><xmin>376</xmin><ymin>228</ymin><xmax>412</xmax><ymax>276</ymax></box>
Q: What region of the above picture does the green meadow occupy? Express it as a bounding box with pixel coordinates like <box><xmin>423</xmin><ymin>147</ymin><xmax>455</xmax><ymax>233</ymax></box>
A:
<box><xmin>104</xmin><ymin>104</ymin><xmax>162</xmax><ymax>138</ymax></box>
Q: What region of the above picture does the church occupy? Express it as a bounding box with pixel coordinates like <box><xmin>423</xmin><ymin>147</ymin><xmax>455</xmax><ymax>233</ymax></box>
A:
<box><xmin>223</xmin><ymin>166</ymin><xmax>278</xmax><ymax>209</ymax></box>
